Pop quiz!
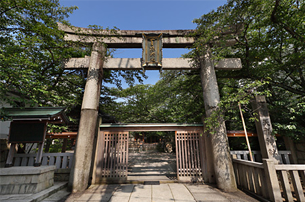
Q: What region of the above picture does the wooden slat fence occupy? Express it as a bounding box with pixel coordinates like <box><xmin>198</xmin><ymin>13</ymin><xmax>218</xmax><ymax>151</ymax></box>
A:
<box><xmin>175</xmin><ymin>131</ymin><xmax>202</xmax><ymax>181</ymax></box>
<box><xmin>231</xmin><ymin>150</ymin><xmax>292</xmax><ymax>164</ymax></box>
<box><xmin>233</xmin><ymin>158</ymin><xmax>305</xmax><ymax>201</ymax></box>
<box><xmin>275</xmin><ymin>164</ymin><xmax>305</xmax><ymax>202</ymax></box>
<box><xmin>13</xmin><ymin>152</ymin><xmax>74</xmax><ymax>169</ymax></box>
<box><xmin>94</xmin><ymin>132</ymin><xmax>129</xmax><ymax>182</ymax></box>
<box><xmin>233</xmin><ymin>159</ymin><xmax>269</xmax><ymax>199</ymax></box>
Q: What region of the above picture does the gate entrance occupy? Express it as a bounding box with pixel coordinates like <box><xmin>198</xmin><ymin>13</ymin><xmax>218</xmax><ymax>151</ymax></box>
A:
<box><xmin>92</xmin><ymin>123</ymin><xmax>204</xmax><ymax>184</ymax></box>
<box><xmin>60</xmin><ymin>24</ymin><xmax>242</xmax><ymax>192</ymax></box>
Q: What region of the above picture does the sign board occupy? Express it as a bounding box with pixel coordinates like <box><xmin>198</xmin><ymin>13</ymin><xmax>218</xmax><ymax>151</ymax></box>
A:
<box><xmin>8</xmin><ymin>122</ymin><xmax>46</xmax><ymax>143</ymax></box>
<box><xmin>142</xmin><ymin>33</ymin><xmax>162</xmax><ymax>68</ymax></box>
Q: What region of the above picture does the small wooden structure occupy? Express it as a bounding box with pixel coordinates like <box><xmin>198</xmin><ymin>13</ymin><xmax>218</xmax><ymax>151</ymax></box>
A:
<box><xmin>92</xmin><ymin>123</ymin><xmax>204</xmax><ymax>183</ymax></box>
<box><xmin>2</xmin><ymin>107</ymin><xmax>69</xmax><ymax>167</ymax></box>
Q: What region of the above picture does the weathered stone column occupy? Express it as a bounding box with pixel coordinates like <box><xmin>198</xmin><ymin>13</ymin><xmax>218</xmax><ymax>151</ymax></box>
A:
<box><xmin>69</xmin><ymin>42</ymin><xmax>105</xmax><ymax>193</ymax></box>
<box><xmin>199</xmin><ymin>50</ymin><xmax>237</xmax><ymax>192</ymax></box>
<box><xmin>251</xmin><ymin>95</ymin><xmax>281</xmax><ymax>163</ymax></box>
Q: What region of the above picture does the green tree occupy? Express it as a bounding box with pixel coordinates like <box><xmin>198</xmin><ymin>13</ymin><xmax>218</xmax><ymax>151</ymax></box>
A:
<box><xmin>0</xmin><ymin>0</ymin><xmax>146</xmax><ymax>116</ymax></box>
<box><xmin>188</xmin><ymin>0</ymin><xmax>305</xmax><ymax>139</ymax></box>
<box><xmin>103</xmin><ymin>70</ymin><xmax>204</xmax><ymax>123</ymax></box>
<box><xmin>1</xmin><ymin>0</ymin><xmax>80</xmax><ymax>108</ymax></box>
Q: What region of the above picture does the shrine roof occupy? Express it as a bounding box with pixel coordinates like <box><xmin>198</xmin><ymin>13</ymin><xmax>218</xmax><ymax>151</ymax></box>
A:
<box><xmin>1</xmin><ymin>107</ymin><xmax>69</xmax><ymax>124</ymax></box>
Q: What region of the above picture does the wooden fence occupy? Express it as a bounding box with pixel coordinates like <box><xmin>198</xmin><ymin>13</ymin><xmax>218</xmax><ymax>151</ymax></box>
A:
<box><xmin>230</xmin><ymin>150</ymin><xmax>292</xmax><ymax>164</ymax></box>
<box><xmin>233</xmin><ymin>159</ymin><xmax>269</xmax><ymax>199</ymax></box>
<box><xmin>93</xmin><ymin>132</ymin><xmax>129</xmax><ymax>183</ymax></box>
<box><xmin>233</xmin><ymin>158</ymin><xmax>305</xmax><ymax>202</ymax></box>
<box><xmin>275</xmin><ymin>164</ymin><xmax>305</xmax><ymax>202</ymax></box>
<box><xmin>175</xmin><ymin>131</ymin><xmax>203</xmax><ymax>181</ymax></box>
<box><xmin>13</xmin><ymin>152</ymin><xmax>74</xmax><ymax>169</ymax></box>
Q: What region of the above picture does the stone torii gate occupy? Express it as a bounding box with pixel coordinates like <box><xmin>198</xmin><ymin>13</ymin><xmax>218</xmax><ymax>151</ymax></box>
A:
<box><xmin>59</xmin><ymin>23</ymin><xmax>242</xmax><ymax>193</ymax></box>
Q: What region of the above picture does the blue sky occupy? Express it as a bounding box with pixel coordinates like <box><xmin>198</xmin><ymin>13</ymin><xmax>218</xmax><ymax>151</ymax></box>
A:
<box><xmin>59</xmin><ymin>0</ymin><xmax>227</xmax><ymax>87</ymax></box>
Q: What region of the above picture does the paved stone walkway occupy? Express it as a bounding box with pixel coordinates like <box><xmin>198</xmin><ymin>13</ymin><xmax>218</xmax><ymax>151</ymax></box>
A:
<box><xmin>62</xmin><ymin>183</ymin><xmax>259</xmax><ymax>202</ymax></box>
<box><xmin>127</xmin><ymin>151</ymin><xmax>177</xmax><ymax>181</ymax></box>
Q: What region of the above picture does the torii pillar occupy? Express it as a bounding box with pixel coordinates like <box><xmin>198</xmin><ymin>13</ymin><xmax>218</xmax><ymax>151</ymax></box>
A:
<box><xmin>200</xmin><ymin>49</ymin><xmax>237</xmax><ymax>192</ymax></box>
<box><xmin>69</xmin><ymin>42</ymin><xmax>106</xmax><ymax>193</ymax></box>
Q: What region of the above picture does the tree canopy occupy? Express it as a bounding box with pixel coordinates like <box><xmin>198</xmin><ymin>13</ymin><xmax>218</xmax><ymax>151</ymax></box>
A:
<box><xmin>103</xmin><ymin>70</ymin><xmax>204</xmax><ymax>123</ymax></box>
<box><xmin>187</xmin><ymin>0</ymin><xmax>305</xmax><ymax>139</ymax></box>
<box><xmin>1</xmin><ymin>0</ymin><xmax>79</xmax><ymax>108</ymax></box>
<box><xmin>0</xmin><ymin>0</ymin><xmax>145</xmax><ymax>116</ymax></box>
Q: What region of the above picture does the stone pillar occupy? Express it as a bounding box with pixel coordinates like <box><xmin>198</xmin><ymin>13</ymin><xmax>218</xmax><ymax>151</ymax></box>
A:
<box><xmin>251</xmin><ymin>96</ymin><xmax>281</xmax><ymax>163</ymax></box>
<box><xmin>69</xmin><ymin>42</ymin><xmax>105</xmax><ymax>193</ymax></box>
<box><xmin>199</xmin><ymin>50</ymin><xmax>237</xmax><ymax>192</ymax></box>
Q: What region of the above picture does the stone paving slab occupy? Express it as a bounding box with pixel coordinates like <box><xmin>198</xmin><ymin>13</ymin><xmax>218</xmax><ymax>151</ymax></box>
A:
<box><xmin>0</xmin><ymin>182</ymin><xmax>260</xmax><ymax>202</ymax></box>
<box><xmin>169</xmin><ymin>184</ymin><xmax>196</xmax><ymax>201</ymax></box>
<box><xmin>129</xmin><ymin>184</ymin><xmax>151</xmax><ymax>202</ymax></box>
<box><xmin>151</xmin><ymin>184</ymin><xmax>173</xmax><ymax>202</ymax></box>
<box><xmin>192</xmin><ymin>193</ymin><xmax>229</xmax><ymax>202</ymax></box>
<box><xmin>64</xmin><ymin>183</ymin><xmax>259</xmax><ymax>202</ymax></box>
<box><xmin>111</xmin><ymin>184</ymin><xmax>134</xmax><ymax>197</ymax></box>
<box><xmin>185</xmin><ymin>184</ymin><xmax>217</xmax><ymax>193</ymax></box>
<box><xmin>109</xmin><ymin>196</ymin><xmax>130</xmax><ymax>202</ymax></box>
<box><xmin>85</xmin><ymin>184</ymin><xmax>120</xmax><ymax>193</ymax></box>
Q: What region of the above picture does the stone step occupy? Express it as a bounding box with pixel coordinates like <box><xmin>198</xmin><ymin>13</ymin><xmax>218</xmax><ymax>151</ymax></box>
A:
<box><xmin>30</xmin><ymin>182</ymin><xmax>68</xmax><ymax>202</ymax></box>
<box><xmin>0</xmin><ymin>182</ymin><xmax>68</xmax><ymax>202</ymax></box>
<box><xmin>40</xmin><ymin>184</ymin><xmax>70</xmax><ymax>202</ymax></box>
<box><xmin>33</xmin><ymin>182</ymin><xmax>68</xmax><ymax>202</ymax></box>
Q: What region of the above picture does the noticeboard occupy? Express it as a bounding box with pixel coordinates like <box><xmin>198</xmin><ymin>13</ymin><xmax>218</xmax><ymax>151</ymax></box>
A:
<box><xmin>8</xmin><ymin>122</ymin><xmax>46</xmax><ymax>143</ymax></box>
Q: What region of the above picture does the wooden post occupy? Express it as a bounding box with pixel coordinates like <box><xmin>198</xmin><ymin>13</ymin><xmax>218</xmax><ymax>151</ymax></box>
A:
<box><xmin>34</xmin><ymin>122</ymin><xmax>47</xmax><ymax>166</ymax></box>
<box><xmin>238</xmin><ymin>102</ymin><xmax>253</xmax><ymax>161</ymax></box>
<box><xmin>262</xmin><ymin>159</ymin><xmax>282</xmax><ymax>202</ymax></box>
<box><xmin>34</xmin><ymin>143</ymin><xmax>44</xmax><ymax>166</ymax></box>
<box><xmin>69</xmin><ymin>42</ymin><xmax>105</xmax><ymax>193</ymax></box>
<box><xmin>201</xmin><ymin>116</ymin><xmax>216</xmax><ymax>184</ymax></box>
<box><xmin>45</xmin><ymin>138</ymin><xmax>52</xmax><ymax>153</ymax></box>
<box><xmin>251</xmin><ymin>96</ymin><xmax>281</xmax><ymax>163</ymax></box>
<box><xmin>283</xmin><ymin>136</ymin><xmax>298</xmax><ymax>164</ymax></box>
<box><xmin>199</xmin><ymin>49</ymin><xmax>237</xmax><ymax>192</ymax></box>
<box><xmin>5</xmin><ymin>143</ymin><xmax>17</xmax><ymax>167</ymax></box>
<box><xmin>61</xmin><ymin>138</ymin><xmax>68</xmax><ymax>153</ymax></box>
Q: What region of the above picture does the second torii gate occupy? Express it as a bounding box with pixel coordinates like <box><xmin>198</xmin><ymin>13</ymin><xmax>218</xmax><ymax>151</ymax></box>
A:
<box><xmin>59</xmin><ymin>23</ymin><xmax>242</xmax><ymax>193</ymax></box>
